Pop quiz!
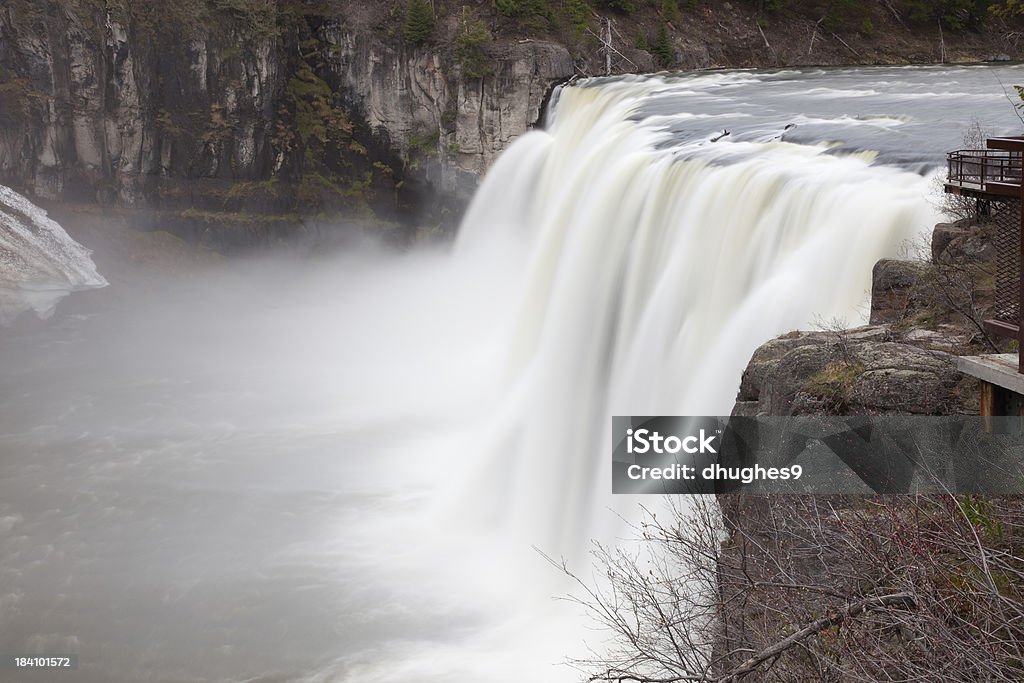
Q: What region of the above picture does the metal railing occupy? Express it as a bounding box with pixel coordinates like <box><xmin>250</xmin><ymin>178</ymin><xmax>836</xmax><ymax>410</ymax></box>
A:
<box><xmin>945</xmin><ymin>147</ymin><xmax>1024</xmax><ymax>374</ymax></box>
<box><xmin>947</xmin><ymin>149</ymin><xmax>1024</xmax><ymax>190</ymax></box>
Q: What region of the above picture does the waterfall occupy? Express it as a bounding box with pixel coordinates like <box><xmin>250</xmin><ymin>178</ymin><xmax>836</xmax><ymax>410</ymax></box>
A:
<box><xmin>0</xmin><ymin>185</ymin><xmax>107</xmax><ymax>323</ymax></box>
<box><xmin>0</xmin><ymin>67</ymin><xmax>1007</xmax><ymax>683</ymax></box>
<box><xmin>455</xmin><ymin>76</ymin><xmax>938</xmax><ymax>551</ymax></box>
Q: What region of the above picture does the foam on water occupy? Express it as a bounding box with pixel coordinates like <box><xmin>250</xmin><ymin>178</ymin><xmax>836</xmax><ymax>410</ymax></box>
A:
<box><xmin>0</xmin><ymin>185</ymin><xmax>107</xmax><ymax>323</ymax></box>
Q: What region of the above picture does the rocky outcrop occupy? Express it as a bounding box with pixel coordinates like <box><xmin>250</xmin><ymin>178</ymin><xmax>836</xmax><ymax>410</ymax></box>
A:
<box><xmin>734</xmin><ymin>324</ymin><xmax>978</xmax><ymax>417</ymax></box>
<box><xmin>732</xmin><ymin>213</ymin><xmax>1017</xmax><ymax>418</ymax></box>
<box><xmin>328</xmin><ymin>26</ymin><xmax>572</xmax><ymax>203</ymax></box>
<box><xmin>931</xmin><ymin>218</ymin><xmax>998</xmax><ymax>264</ymax></box>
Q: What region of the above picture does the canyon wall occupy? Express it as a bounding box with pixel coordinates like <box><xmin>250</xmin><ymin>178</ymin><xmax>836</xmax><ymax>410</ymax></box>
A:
<box><xmin>1</xmin><ymin>1</ymin><xmax>1020</xmax><ymax>244</ymax></box>
<box><xmin>0</xmin><ymin>1</ymin><xmax>573</xmax><ymax>243</ymax></box>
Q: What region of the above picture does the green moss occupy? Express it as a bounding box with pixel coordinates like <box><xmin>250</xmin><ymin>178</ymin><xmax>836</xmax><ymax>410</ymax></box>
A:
<box><xmin>409</xmin><ymin>130</ymin><xmax>439</xmax><ymax>156</ymax></box>
<box><xmin>177</xmin><ymin>207</ymin><xmax>299</xmax><ymax>223</ymax></box>
<box><xmin>287</xmin><ymin>63</ymin><xmax>352</xmax><ymax>148</ymax></box>
<box><xmin>440</xmin><ymin>109</ymin><xmax>458</xmax><ymax>132</ymax></box>
<box><xmin>209</xmin><ymin>0</ymin><xmax>279</xmax><ymax>39</ymax></box>
<box><xmin>294</xmin><ymin>168</ymin><xmax>377</xmax><ymax>215</ymax></box>
<box><xmin>0</xmin><ymin>78</ymin><xmax>42</xmax><ymax>124</ymax></box>
<box><xmin>222</xmin><ymin>179</ymin><xmax>280</xmax><ymax>203</ymax></box>
<box><xmin>803</xmin><ymin>361</ymin><xmax>865</xmax><ymax>408</ymax></box>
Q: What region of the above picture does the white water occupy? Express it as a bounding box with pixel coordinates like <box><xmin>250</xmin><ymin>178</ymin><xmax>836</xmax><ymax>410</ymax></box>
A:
<box><xmin>0</xmin><ymin>185</ymin><xmax>107</xmax><ymax>323</ymax></box>
<box><xmin>1</xmin><ymin>65</ymin><xmax>1020</xmax><ymax>682</ymax></box>
<box><xmin>457</xmin><ymin>79</ymin><xmax>936</xmax><ymax>550</ymax></box>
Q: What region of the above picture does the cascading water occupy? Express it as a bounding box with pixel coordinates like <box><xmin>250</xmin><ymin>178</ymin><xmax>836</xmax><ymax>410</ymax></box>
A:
<box><xmin>0</xmin><ymin>185</ymin><xmax>107</xmax><ymax>323</ymax></box>
<box><xmin>456</xmin><ymin>76</ymin><xmax>938</xmax><ymax>551</ymax></box>
<box><xmin>1</xmin><ymin>65</ymin><xmax>1021</xmax><ymax>683</ymax></box>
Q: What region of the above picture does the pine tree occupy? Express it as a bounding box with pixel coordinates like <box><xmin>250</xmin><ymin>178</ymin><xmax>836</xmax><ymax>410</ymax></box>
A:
<box><xmin>653</xmin><ymin>23</ymin><xmax>673</xmax><ymax>68</ymax></box>
<box><xmin>454</xmin><ymin>9</ymin><xmax>493</xmax><ymax>78</ymax></box>
<box><xmin>403</xmin><ymin>0</ymin><xmax>435</xmax><ymax>46</ymax></box>
<box><xmin>564</xmin><ymin>0</ymin><xmax>589</xmax><ymax>38</ymax></box>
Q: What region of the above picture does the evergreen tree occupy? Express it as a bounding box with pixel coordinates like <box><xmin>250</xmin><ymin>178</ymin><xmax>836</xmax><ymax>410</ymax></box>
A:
<box><xmin>659</xmin><ymin>0</ymin><xmax>680</xmax><ymax>22</ymax></box>
<box><xmin>563</xmin><ymin>0</ymin><xmax>590</xmax><ymax>38</ymax></box>
<box><xmin>653</xmin><ymin>23</ymin><xmax>673</xmax><ymax>67</ymax></box>
<box><xmin>594</xmin><ymin>0</ymin><xmax>637</xmax><ymax>15</ymax></box>
<box><xmin>454</xmin><ymin>9</ymin><xmax>493</xmax><ymax>78</ymax></box>
<box><xmin>403</xmin><ymin>0</ymin><xmax>435</xmax><ymax>46</ymax></box>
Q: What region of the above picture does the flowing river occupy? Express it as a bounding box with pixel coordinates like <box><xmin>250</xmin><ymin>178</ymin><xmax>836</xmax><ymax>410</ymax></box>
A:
<box><xmin>1</xmin><ymin>64</ymin><xmax>1022</xmax><ymax>682</ymax></box>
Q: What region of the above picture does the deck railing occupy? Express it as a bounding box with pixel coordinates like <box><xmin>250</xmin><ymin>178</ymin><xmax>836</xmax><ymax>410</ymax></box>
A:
<box><xmin>947</xmin><ymin>149</ymin><xmax>1024</xmax><ymax>191</ymax></box>
<box><xmin>945</xmin><ymin>147</ymin><xmax>1023</xmax><ymax>374</ymax></box>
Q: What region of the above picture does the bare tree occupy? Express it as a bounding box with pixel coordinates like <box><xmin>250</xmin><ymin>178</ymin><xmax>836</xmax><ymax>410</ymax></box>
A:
<box><xmin>934</xmin><ymin>118</ymin><xmax>988</xmax><ymax>223</ymax></box>
<box><xmin>549</xmin><ymin>495</ymin><xmax>1024</xmax><ymax>682</ymax></box>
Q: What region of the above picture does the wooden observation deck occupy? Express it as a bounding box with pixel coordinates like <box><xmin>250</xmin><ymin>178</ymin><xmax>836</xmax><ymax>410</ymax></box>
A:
<box><xmin>945</xmin><ymin>137</ymin><xmax>1024</xmax><ymax>377</ymax></box>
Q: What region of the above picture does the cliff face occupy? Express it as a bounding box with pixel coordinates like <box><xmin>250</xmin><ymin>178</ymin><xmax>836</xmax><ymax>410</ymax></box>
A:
<box><xmin>1</xmin><ymin>1</ymin><xmax>1020</xmax><ymax>245</ymax></box>
<box><xmin>0</xmin><ymin>1</ymin><xmax>573</xmax><ymax>244</ymax></box>
<box><xmin>328</xmin><ymin>26</ymin><xmax>572</xmax><ymax>195</ymax></box>
<box><xmin>1</xmin><ymin>3</ymin><xmax>280</xmax><ymax>208</ymax></box>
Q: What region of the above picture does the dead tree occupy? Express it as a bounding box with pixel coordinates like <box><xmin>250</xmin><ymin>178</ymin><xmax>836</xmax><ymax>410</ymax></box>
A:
<box><xmin>548</xmin><ymin>495</ymin><xmax>1024</xmax><ymax>682</ymax></box>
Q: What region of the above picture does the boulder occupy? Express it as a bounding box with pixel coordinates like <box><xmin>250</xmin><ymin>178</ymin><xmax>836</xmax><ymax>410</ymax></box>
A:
<box><xmin>733</xmin><ymin>325</ymin><xmax>978</xmax><ymax>416</ymax></box>
<box><xmin>869</xmin><ymin>259</ymin><xmax>928</xmax><ymax>324</ymax></box>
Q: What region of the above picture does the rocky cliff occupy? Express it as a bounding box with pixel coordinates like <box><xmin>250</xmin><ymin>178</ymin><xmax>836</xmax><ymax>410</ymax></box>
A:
<box><xmin>1</xmin><ymin>1</ymin><xmax>1020</xmax><ymax>246</ymax></box>
<box><xmin>0</xmin><ymin>0</ymin><xmax>573</xmax><ymax>245</ymax></box>
<box><xmin>329</xmin><ymin>23</ymin><xmax>572</xmax><ymax>173</ymax></box>
<box><xmin>732</xmin><ymin>216</ymin><xmax>1007</xmax><ymax>420</ymax></box>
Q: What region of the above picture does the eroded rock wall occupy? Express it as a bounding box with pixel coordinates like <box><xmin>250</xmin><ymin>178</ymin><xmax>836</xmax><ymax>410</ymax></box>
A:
<box><xmin>0</xmin><ymin>2</ymin><xmax>573</xmax><ymax>242</ymax></box>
